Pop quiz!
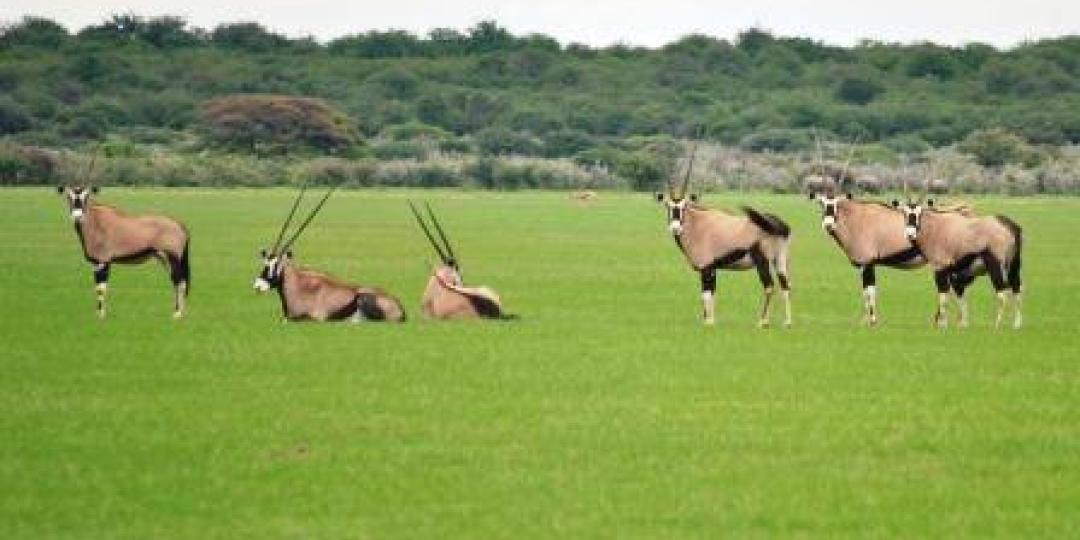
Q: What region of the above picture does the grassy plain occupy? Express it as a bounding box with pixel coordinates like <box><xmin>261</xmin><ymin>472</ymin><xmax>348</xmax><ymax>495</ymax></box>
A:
<box><xmin>2</xmin><ymin>188</ymin><xmax>1079</xmax><ymax>538</ymax></box>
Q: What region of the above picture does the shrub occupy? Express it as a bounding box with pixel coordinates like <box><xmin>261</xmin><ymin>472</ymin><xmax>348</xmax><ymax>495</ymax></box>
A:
<box><xmin>957</xmin><ymin>129</ymin><xmax>1036</xmax><ymax>168</ymax></box>
<box><xmin>199</xmin><ymin>94</ymin><xmax>360</xmax><ymax>154</ymax></box>
<box><xmin>372</xmin><ymin>141</ymin><xmax>427</xmax><ymax>160</ymax></box>
<box><xmin>739</xmin><ymin>128</ymin><xmax>812</xmax><ymax>152</ymax></box>
<box><xmin>0</xmin><ymin>98</ymin><xmax>32</xmax><ymax>135</ymax></box>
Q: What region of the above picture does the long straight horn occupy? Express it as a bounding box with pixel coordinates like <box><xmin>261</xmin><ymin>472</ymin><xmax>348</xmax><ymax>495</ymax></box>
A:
<box><xmin>680</xmin><ymin>143</ymin><xmax>698</xmax><ymax>198</ymax></box>
<box><xmin>812</xmin><ymin>127</ymin><xmax>824</xmax><ymax>175</ymax></box>
<box><xmin>838</xmin><ymin>136</ymin><xmax>860</xmax><ymax>186</ymax></box>
<box><xmin>409</xmin><ymin>201</ymin><xmax>448</xmax><ymax>264</ymax></box>
<box><xmin>82</xmin><ymin>154</ymin><xmax>98</xmax><ymax>186</ymax></box>
<box><xmin>271</xmin><ymin>180</ymin><xmax>309</xmax><ymax>254</ymax></box>
<box><xmin>281</xmin><ymin>184</ymin><xmax>337</xmax><ymax>252</ymax></box>
<box><xmin>424</xmin><ymin>202</ymin><xmax>457</xmax><ymax>266</ymax></box>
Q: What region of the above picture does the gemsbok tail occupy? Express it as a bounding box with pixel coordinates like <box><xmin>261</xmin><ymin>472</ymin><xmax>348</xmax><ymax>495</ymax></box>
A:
<box><xmin>997</xmin><ymin>215</ymin><xmax>1023</xmax><ymax>293</ymax></box>
<box><xmin>178</xmin><ymin>239</ymin><xmax>191</xmax><ymax>296</ymax></box>
<box><xmin>742</xmin><ymin>207</ymin><xmax>791</xmax><ymax>238</ymax></box>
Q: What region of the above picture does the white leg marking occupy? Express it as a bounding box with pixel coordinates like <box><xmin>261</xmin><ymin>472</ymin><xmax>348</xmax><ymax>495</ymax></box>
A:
<box><xmin>936</xmin><ymin>292</ymin><xmax>950</xmax><ymax>329</ymax></box>
<box><xmin>782</xmin><ymin>289</ymin><xmax>792</xmax><ymax>328</ymax></box>
<box><xmin>994</xmin><ymin>291</ymin><xmax>1007</xmax><ymax>329</ymax></box>
<box><xmin>702</xmin><ymin>291</ymin><xmax>715</xmax><ymax>326</ymax></box>
<box><xmin>864</xmin><ymin>285</ymin><xmax>878</xmax><ymax>326</ymax></box>
<box><xmin>1013</xmin><ymin>291</ymin><xmax>1023</xmax><ymax>329</ymax></box>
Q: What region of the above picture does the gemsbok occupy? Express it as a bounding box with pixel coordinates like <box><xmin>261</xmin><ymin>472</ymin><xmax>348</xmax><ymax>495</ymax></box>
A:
<box><xmin>57</xmin><ymin>178</ymin><xmax>190</xmax><ymax>319</ymax></box>
<box><xmin>409</xmin><ymin>201</ymin><xmax>514</xmax><ymax>320</ymax></box>
<box><xmin>657</xmin><ymin>147</ymin><xmax>792</xmax><ymax>327</ymax></box>
<box><xmin>253</xmin><ymin>185</ymin><xmax>406</xmax><ymax>322</ymax></box>
<box><xmin>894</xmin><ymin>197</ymin><xmax>1023</xmax><ymax>329</ymax></box>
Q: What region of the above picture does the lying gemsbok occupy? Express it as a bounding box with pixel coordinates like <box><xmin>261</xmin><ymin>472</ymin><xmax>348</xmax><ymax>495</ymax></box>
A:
<box><xmin>656</xmin><ymin>149</ymin><xmax>792</xmax><ymax>327</ymax></box>
<box><xmin>58</xmin><ymin>180</ymin><xmax>190</xmax><ymax>319</ymax></box>
<box><xmin>894</xmin><ymin>197</ymin><xmax>1023</xmax><ymax>329</ymax></box>
<box><xmin>409</xmin><ymin>201</ymin><xmax>514</xmax><ymax>320</ymax></box>
<box><xmin>253</xmin><ymin>185</ymin><xmax>406</xmax><ymax>322</ymax></box>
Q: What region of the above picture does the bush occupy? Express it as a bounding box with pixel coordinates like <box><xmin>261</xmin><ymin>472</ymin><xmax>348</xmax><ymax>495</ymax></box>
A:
<box><xmin>199</xmin><ymin>94</ymin><xmax>360</xmax><ymax>154</ymax></box>
<box><xmin>543</xmin><ymin>129</ymin><xmax>595</xmax><ymax>157</ymax></box>
<box><xmin>739</xmin><ymin>128</ymin><xmax>812</xmax><ymax>152</ymax></box>
<box><xmin>958</xmin><ymin>129</ymin><xmax>1037</xmax><ymax>168</ymax></box>
<box><xmin>0</xmin><ymin>98</ymin><xmax>32</xmax><ymax>134</ymax></box>
<box><xmin>372</xmin><ymin>141</ymin><xmax>427</xmax><ymax>160</ymax></box>
<box><xmin>835</xmin><ymin>75</ymin><xmax>884</xmax><ymax>105</ymax></box>
<box><xmin>616</xmin><ymin>151</ymin><xmax>668</xmax><ymax>191</ymax></box>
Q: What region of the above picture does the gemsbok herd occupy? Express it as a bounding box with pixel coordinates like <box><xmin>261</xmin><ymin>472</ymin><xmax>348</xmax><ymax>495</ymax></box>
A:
<box><xmin>55</xmin><ymin>144</ymin><xmax>1024</xmax><ymax>330</ymax></box>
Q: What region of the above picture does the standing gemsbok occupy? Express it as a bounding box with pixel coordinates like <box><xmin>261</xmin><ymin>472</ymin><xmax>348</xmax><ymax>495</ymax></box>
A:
<box><xmin>253</xmin><ymin>185</ymin><xmax>406</xmax><ymax>322</ymax></box>
<box><xmin>894</xmin><ymin>198</ymin><xmax>1023</xmax><ymax>329</ymax></box>
<box><xmin>656</xmin><ymin>148</ymin><xmax>792</xmax><ymax>327</ymax></box>
<box><xmin>57</xmin><ymin>179</ymin><xmax>190</xmax><ymax>319</ymax></box>
<box><xmin>810</xmin><ymin>188</ymin><xmax>980</xmax><ymax>326</ymax></box>
<box><xmin>409</xmin><ymin>201</ymin><xmax>514</xmax><ymax>320</ymax></box>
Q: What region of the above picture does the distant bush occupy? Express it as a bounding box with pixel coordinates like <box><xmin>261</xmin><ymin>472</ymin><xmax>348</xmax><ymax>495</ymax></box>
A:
<box><xmin>199</xmin><ymin>94</ymin><xmax>360</xmax><ymax>154</ymax></box>
<box><xmin>958</xmin><ymin>129</ymin><xmax>1038</xmax><ymax>168</ymax></box>
<box><xmin>0</xmin><ymin>98</ymin><xmax>33</xmax><ymax>135</ymax></box>
<box><xmin>739</xmin><ymin>128</ymin><xmax>812</xmax><ymax>152</ymax></box>
<box><xmin>372</xmin><ymin>141</ymin><xmax>427</xmax><ymax>160</ymax></box>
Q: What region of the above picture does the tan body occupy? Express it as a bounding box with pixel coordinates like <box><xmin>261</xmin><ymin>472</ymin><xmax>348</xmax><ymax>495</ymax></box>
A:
<box><xmin>828</xmin><ymin>200</ymin><xmax>924</xmax><ymax>268</ymax></box>
<box><xmin>272</xmin><ymin>261</ymin><xmax>405</xmax><ymax>322</ymax></box>
<box><xmin>70</xmin><ymin>201</ymin><xmax>190</xmax><ymax>319</ymax></box>
<box><xmin>910</xmin><ymin>209</ymin><xmax>1022</xmax><ymax>329</ymax></box>
<box><xmin>421</xmin><ymin>266</ymin><xmax>508</xmax><ymax>320</ymax></box>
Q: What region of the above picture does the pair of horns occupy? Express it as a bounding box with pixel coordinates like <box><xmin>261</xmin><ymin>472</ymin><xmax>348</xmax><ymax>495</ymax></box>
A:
<box><xmin>409</xmin><ymin>201</ymin><xmax>457</xmax><ymax>267</ymax></box>
<box><xmin>667</xmin><ymin>142</ymin><xmax>698</xmax><ymax>198</ymax></box>
<box><xmin>271</xmin><ymin>180</ymin><xmax>338</xmax><ymax>255</ymax></box>
<box><xmin>810</xmin><ymin>129</ymin><xmax>859</xmax><ymax>188</ymax></box>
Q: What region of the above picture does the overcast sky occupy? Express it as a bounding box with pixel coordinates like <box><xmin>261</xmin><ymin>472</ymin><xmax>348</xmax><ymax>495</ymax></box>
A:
<box><xmin>3</xmin><ymin>0</ymin><xmax>1078</xmax><ymax>49</ymax></box>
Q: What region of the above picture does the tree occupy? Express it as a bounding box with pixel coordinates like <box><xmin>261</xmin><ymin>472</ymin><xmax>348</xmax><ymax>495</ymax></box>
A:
<box><xmin>836</xmin><ymin>74</ymin><xmax>884</xmax><ymax>105</ymax></box>
<box><xmin>958</xmin><ymin>129</ymin><xmax>1037</xmax><ymax>168</ymax></box>
<box><xmin>210</xmin><ymin>22</ymin><xmax>287</xmax><ymax>52</ymax></box>
<box><xmin>0</xmin><ymin>17</ymin><xmax>69</xmax><ymax>49</ymax></box>
<box><xmin>200</xmin><ymin>95</ymin><xmax>360</xmax><ymax>154</ymax></box>
<box><xmin>0</xmin><ymin>98</ymin><xmax>32</xmax><ymax>134</ymax></box>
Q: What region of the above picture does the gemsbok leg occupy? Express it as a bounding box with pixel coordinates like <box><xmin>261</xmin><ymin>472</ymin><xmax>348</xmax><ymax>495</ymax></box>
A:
<box><xmin>166</xmin><ymin>243</ymin><xmax>190</xmax><ymax>319</ymax></box>
<box><xmin>700</xmin><ymin>266</ymin><xmax>717</xmax><ymax>325</ymax></box>
<box><xmin>933</xmin><ymin>270</ymin><xmax>951</xmax><ymax>328</ymax></box>
<box><xmin>983</xmin><ymin>251</ymin><xmax>1011</xmax><ymax>329</ymax></box>
<box><xmin>93</xmin><ymin>262</ymin><xmax>110</xmax><ymax>319</ymax></box>
<box><xmin>751</xmin><ymin>247</ymin><xmax>775</xmax><ymax>328</ymax></box>
<box><xmin>1008</xmin><ymin>254</ymin><xmax>1023</xmax><ymax>329</ymax></box>
<box><xmin>861</xmin><ymin>265</ymin><xmax>878</xmax><ymax>326</ymax></box>
<box><xmin>775</xmin><ymin>245</ymin><xmax>792</xmax><ymax>328</ymax></box>
<box><xmin>950</xmin><ymin>272</ymin><xmax>975</xmax><ymax>328</ymax></box>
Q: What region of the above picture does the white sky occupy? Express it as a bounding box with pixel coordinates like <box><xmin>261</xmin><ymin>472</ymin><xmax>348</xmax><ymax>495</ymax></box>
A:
<box><xmin>3</xmin><ymin>0</ymin><xmax>1078</xmax><ymax>48</ymax></box>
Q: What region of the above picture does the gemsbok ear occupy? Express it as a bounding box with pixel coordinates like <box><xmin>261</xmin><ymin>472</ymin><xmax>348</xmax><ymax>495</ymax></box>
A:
<box><xmin>689</xmin><ymin>194</ymin><xmax>698</xmax><ymax>202</ymax></box>
<box><xmin>91</xmin><ymin>186</ymin><xmax>100</xmax><ymax>194</ymax></box>
<box><xmin>926</xmin><ymin>199</ymin><xmax>935</xmax><ymax>207</ymax></box>
<box><xmin>890</xmin><ymin>199</ymin><xmax>900</xmax><ymax>208</ymax></box>
<box><xmin>259</xmin><ymin>249</ymin><xmax>267</xmax><ymax>258</ymax></box>
<box><xmin>807</xmin><ymin>191</ymin><xmax>815</xmax><ymax>200</ymax></box>
<box><xmin>56</xmin><ymin>185</ymin><xmax>64</xmax><ymax>194</ymax></box>
<box><xmin>285</xmin><ymin>250</ymin><xmax>293</xmax><ymax>258</ymax></box>
<box><xmin>655</xmin><ymin>193</ymin><xmax>664</xmax><ymax>202</ymax></box>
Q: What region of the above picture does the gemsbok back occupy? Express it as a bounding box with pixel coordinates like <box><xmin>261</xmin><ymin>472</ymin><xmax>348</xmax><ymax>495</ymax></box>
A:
<box><xmin>657</xmin><ymin>147</ymin><xmax>792</xmax><ymax>327</ymax></box>
<box><xmin>57</xmin><ymin>172</ymin><xmax>190</xmax><ymax>319</ymax></box>
<box><xmin>894</xmin><ymin>197</ymin><xmax>1023</xmax><ymax>329</ymax></box>
<box><xmin>409</xmin><ymin>201</ymin><xmax>514</xmax><ymax>320</ymax></box>
<box><xmin>253</xmin><ymin>185</ymin><xmax>406</xmax><ymax>322</ymax></box>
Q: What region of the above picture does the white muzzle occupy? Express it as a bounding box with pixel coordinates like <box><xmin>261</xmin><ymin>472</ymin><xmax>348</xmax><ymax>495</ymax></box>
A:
<box><xmin>253</xmin><ymin>278</ymin><xmax>271</xmax><ymax>292</ymax></box>
<box><xmin>821</xmin><ymin>215</ymin><xmax>836</xmax><ymax>230</ymax></box>
<box><xmin>904</xmin><ymin>226</ymin><xmax>918</xmax><ymax>241</ymax></box>
<box><xmin>70</xmin><ymin>209</ymin><xmax>84</xmax><ymax>220</ymax></box>
<box><xmin>669</xmin><ymin>221</ymin><xmax>683</xmax><ymax>235</ymax></box>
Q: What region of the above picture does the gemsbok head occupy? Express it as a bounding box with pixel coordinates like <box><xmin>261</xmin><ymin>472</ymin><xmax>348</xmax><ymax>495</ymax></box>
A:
<box><xmin>57</xmin><ymin>157</ymin><xmax>190</xmax><ymax>320</ymax></box>
<box><xmin>409</xmin><ymin>201</ymin><xmax>514</xmax><ymax>320</ymax></box>
<box><xmin>253</xmin><ymin>184</ymin><xmax>406</xmax><ymax>322</ymax></box>
<box><xmin>657</xmin><ymin>144</ymin><xmax>793</xmax><ymax>328</ymax></box>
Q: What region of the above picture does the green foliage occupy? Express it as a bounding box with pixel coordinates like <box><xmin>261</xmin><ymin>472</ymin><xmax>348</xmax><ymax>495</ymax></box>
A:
<box><xmin>0</xmin><ymin>98</ymin><xmax>33</xmax><ymax>135</ymax></box>
<box><xmin>739</xmin><ymin>128</ymin><xmax>812</xmax><ymax>152</ymax></box>
<box><xmin>0</xmin><ymin>16</ymin><xmax>69</xmax><ymax>49</ymax></box>
<box><xmin>835</xmin><ymin>73</ymin><xmax>884</xmax><ymax>105</ymax></box>
<box><xmin>199</xmin><ymin>94</ymin><xmax>359</xmax><ymax>154</ymax></box>
<box><xmin>958</xmin><ymin>129</ymin><xmax>1039</xmax><ymax>168</ymax></box>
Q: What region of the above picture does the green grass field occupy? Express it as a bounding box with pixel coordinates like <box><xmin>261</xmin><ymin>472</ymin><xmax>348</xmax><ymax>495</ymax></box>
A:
<box><xmin>3</xmin><ymin>188</ymin><xmax>1079</xmax><ymax>538</ymax></box>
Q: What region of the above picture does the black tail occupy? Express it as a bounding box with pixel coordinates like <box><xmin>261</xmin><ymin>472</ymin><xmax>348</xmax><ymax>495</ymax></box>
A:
<box><xmin>171</xmin><ymin>240</ymin><xmax>191</xmax><ymax>296</ymax></box>
<box><xmin>997</xmin><ymin>215</ymin><xmax>1023</xmax><ymax>293</ymax></box>
<box><xmin>742</xmin><ymin>206</ymin><xmax>791</xmax><ymax>238</ymax></box>
<box><xmin>181</xmin><ymin>240</ymin><xmax>191</xmax><ymax>295</ymax></box>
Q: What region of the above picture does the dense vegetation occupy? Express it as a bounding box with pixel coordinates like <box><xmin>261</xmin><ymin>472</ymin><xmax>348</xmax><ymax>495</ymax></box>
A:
<box><xmin>2</xmin><ymin>15</ymin><xmax>1079</xmax><ymax>192</ymax></box>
